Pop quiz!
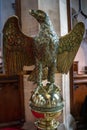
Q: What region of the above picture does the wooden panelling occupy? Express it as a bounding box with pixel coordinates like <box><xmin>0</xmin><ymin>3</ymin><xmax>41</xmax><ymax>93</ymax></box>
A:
<box><xmin>73</xmin><ymin>74</ymin><xmax>87</xmax><ymax>120</ymax></box>
<box><xmin>0</xmin><ymin>74</ymin><xmax>24</xmax><ymax>127</ymax></box>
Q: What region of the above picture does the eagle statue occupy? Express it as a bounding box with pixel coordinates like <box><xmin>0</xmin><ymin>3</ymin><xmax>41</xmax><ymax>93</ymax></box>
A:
<box><xmin>3</xmin><ymin>9</ymin><xmax>85</xmax><ymax>86</ymax></box>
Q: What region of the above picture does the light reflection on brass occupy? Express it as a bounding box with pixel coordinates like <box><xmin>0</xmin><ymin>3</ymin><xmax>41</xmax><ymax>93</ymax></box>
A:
<box><xmin>3</xmin><ymin>8</ymin><xmax>84</xmax><ymax>130</ymax></box>
<box><xmin>28</xmin><ymin>9</ymin><xmax>84</xmax><ymax>130</ymax></box>
<box><xmin>30</xmin><ymin>83</ymin><xmax>63</xmax><ymax>130</ymax></box>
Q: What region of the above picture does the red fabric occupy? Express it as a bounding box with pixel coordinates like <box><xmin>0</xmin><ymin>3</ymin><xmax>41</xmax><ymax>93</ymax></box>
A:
<box><xmin>31</xmin><ymin>110</ymin><xmax>44</xmax><ymax>118</ymax></box>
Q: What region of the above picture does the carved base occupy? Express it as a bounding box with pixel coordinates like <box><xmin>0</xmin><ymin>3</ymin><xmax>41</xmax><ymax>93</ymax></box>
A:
<box><xmin>30</xmin><ymin>83</ymin><xmax>63</xmax><ymax>130</ymax></box>
<box><xmin>34</xmin><ymin>113</ymin><xmax>60</xmax><ymax>130</ymax></box>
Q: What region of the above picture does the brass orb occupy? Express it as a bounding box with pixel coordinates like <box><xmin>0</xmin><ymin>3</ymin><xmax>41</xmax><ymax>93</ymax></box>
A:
<box><xmin>30</xmin><ymin>83</ymin><xmax>64</xmax><ymax>130</ymax></box>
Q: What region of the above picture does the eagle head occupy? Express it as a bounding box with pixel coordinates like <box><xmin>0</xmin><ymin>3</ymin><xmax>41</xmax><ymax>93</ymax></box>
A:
<box><xmin>29</xmin><ymin>9</ymin><xmax>48</xmax><ymax>23</ymax></box>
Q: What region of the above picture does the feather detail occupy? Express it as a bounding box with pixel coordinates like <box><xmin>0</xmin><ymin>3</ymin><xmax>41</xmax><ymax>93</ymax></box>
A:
<box><xmin>57</xmin><ymin>22</ymin><xmax>85</xmax><ymax>74</ymax></box>
<box><xmin>2</xmin><ymin>11</ymin><xmax>85</xmax><ymax>84</ymax></box>
<box><xmin>3</xmin><ymin>15</ymin><xmax>35</xmax><ymax>74</ymax></box>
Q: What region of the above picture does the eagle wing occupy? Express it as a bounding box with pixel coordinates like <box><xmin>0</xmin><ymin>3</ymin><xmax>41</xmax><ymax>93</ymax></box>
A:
<box><xmin>3</xmin><ymin>15</ymin><xmax>35</xmax><ymax>74</ymax></box>
<box><xmin>57</xmin><ymin>22</ymin><xmax>85</xmax><ymax>74</ymax></box>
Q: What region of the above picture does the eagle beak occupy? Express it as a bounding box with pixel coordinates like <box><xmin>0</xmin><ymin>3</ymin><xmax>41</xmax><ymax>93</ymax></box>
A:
<box><xmin>29</xmin><ymin>9</ymin><xmax>36</xmax><ymax>15</ymax></box>
<box><xmin>29</xmin><ymin>9</ymin><xmax>38</xmax><ymax>15</ymax></box>
<box><xmin>29</xmin><ymin>9</ymin><xmax>32</xmax><ymax>14</ymax></box>
<box><xmin>29</xmin><ymin>10</ymin><xmax>38</xmax><ymax>19</ymax></box>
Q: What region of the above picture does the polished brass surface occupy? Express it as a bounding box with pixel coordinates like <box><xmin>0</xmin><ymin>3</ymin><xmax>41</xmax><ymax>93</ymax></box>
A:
<box><xmin>34</xmin><ymin>112</ymin><xmax>60</xmax><ymax>130</ymax></box>
<box><xmin>28</xmin><ymin>9</ymin><xmax>84</xmax><ymax>86</ymax></box>
<box><xmin>28</xmin><ymin>9</ymin><xmax>84</xmax><ymax>130</ymax></box>
<box><xmin>30</xmin><ymin>83</ymin><xmax>63</xmax><ymax>130</ymax></box>
<box><xmin>3</xmin><ymin>9</ymin><xmax>84</xmax><ymax>130</ymax></box>
<box><xmin>3</xmin><ymin>9</ymin><xmax>84</xmax><ymax>81</ymax></box>
<box><xmin>30</xmin><ymin>83</ymin><xmax>63</xmax><ymax>111</ymax></box>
